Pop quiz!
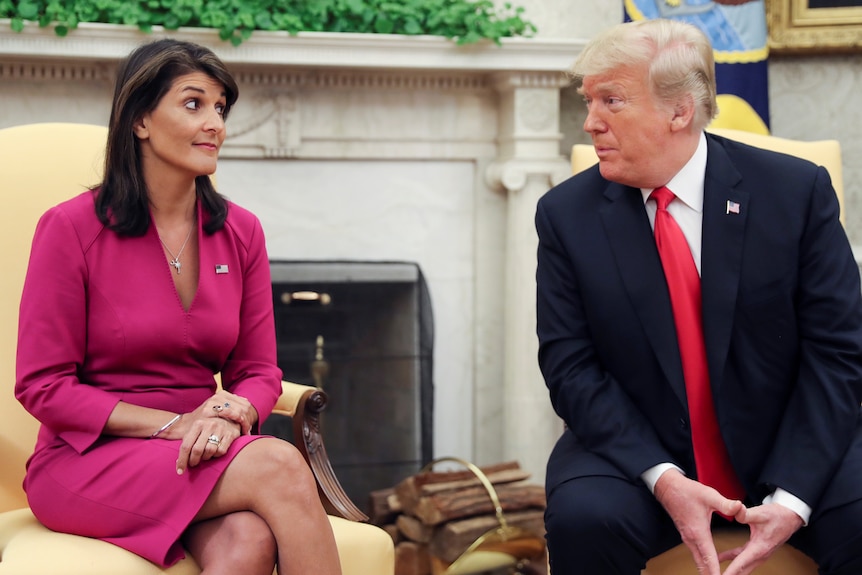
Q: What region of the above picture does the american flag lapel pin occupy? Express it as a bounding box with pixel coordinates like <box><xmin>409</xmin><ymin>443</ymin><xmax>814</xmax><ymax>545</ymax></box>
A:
<box><xmin>726</xmin><ymin>200</ymin><xmax>741</xmax><ymax>215</ymax></box>
<box><xmin>215</xmin><ymin>264</ymin><xmax>229</xmax><ymax>274</ymax></box>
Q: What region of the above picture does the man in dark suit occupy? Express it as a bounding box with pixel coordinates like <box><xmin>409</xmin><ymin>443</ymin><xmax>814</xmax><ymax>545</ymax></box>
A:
<box><xmin>536</xmin><ymin>18</ymin><xmax>862</xmax><ymax>575</ymax></box>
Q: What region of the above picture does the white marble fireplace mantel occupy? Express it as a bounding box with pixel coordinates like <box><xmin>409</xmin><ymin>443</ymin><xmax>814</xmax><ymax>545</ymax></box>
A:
<box><xmin>0</xmin><ymin>22</ymin><xmax>585</xmax><ymax>482</ymax></box>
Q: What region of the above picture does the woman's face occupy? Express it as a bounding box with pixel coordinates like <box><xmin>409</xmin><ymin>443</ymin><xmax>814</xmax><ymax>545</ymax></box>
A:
<box><xmin>133</xmin><ymin>71</ymin><xmax>227</xmax><ymax>183</ymax></box>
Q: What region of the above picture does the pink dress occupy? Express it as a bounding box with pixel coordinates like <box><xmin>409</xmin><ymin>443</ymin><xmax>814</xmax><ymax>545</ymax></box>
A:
<box><xmin>15</xmin><ymin>191</ymin><xmax>283</xmax><ymax>567</ymax></box>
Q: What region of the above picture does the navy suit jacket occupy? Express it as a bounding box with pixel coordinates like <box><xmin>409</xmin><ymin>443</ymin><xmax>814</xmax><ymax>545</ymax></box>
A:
<box><xmin>536</xmin><ymin>132</ymin><xmax>862</xmax><ymax>518</ymax></box>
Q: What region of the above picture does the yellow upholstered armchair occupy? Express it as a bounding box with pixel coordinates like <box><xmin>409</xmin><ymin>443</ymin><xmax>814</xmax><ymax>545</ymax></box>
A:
<box><xmin>0</xmin><ymin>123</ymin><xmax>394</xmax><ymax>574</ymax></box>
<box><xmin>570</xmin><ymin>128</ymin><xmax>840</xmax><ymax>574</ymax></box>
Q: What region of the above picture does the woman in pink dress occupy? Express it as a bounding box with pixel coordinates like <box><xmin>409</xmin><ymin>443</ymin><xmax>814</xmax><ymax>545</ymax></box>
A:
<box><xmin>15</xmin><ymin>39</ymin><xmax>342</xmax><ymax>575</ymax></box>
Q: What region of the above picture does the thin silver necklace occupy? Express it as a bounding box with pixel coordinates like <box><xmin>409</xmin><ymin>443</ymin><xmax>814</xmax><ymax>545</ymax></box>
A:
<box><xmin>158</xmin><ymin>225</ymin><xmax>193</xmax><ymax>275</ymax></box>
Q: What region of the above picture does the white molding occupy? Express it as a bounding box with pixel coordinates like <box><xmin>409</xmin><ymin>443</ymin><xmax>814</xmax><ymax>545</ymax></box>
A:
<box><xmin>0</xmin><ymin>20</ymin><xmax>584</xmax><ymax>73</ymax></box>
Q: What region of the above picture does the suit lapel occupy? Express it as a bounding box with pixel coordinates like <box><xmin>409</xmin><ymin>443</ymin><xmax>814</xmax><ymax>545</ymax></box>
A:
<box><xmin>599</xmin><ymin>182</ymin><xmax>688</xmax><ymax>407</ymax></box>
<box><xmin>701</xmin><ymin>135</ymin><xmax>748</xmax><ymax>394</ymax></box>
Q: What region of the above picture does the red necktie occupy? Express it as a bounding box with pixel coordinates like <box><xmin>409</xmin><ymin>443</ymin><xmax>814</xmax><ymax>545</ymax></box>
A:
<box><xmin>651</xmin><ymin>186</ymin><xmax>744</xmax><ymax>501</ymax></box>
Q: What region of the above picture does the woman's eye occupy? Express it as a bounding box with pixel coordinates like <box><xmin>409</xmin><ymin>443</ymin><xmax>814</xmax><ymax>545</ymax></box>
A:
<box><xmin>185</xmin><ymin>99</ymin><xmax>199</xmax><ymax>111</ymax></box>
<box><xmin>215</xmin><ymin>103</ymin><xmax>226</xmax><ymax>116</ymax></box>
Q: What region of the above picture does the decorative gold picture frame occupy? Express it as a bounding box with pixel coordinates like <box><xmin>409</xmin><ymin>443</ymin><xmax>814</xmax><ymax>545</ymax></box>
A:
<box><xmin>767</xmin><ymin>0</ymin><xmax>862</xmax><ymax>54</ymax></box>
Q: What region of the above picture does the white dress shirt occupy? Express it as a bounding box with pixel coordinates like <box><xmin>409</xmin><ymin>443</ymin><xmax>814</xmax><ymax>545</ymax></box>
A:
<box><xmin>637</xmin><ymin>133</ymin><xmax>811</xmax><ymax>525</ymax></box>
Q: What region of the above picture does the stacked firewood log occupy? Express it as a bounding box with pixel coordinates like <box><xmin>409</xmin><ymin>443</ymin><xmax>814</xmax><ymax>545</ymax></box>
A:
<box><xmin>369</xmin><ymin>461</ymin><xmax>548</xmax><ymax>575</ymax></box>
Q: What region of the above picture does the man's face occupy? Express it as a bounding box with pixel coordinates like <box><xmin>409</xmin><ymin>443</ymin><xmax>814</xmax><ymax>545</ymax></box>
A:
<box><xmin>580</xmin><ymin>64</ymin><xmax>677</xmax><ymax>189</ymax></box>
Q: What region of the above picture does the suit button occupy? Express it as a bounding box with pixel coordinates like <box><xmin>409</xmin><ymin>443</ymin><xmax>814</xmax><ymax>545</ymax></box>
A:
<box><xmin>679</xmin><ymin>418</ymin><xmax>688</xmax><ymax>430</ymax></box>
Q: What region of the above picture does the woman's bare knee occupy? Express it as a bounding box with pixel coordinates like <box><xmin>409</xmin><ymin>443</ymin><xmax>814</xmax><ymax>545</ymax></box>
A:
<box><xmin>193</xmin><ymin>440</ymin><xmax>340</xmax><ymax>575</ymax></box>
<box><xmin>195</xmin><ymin>438</ymin><xmax>322</xmax><ymax>525</ymax></box>
<box><xmin>184</xmin><ymin>511</ymin><xmax>276</xmax><ymax>575</ymax></box>
<box><xmin>239</xmin><ymin>439</ymin><xmax>318</xmax><ymax>495</ymax></box>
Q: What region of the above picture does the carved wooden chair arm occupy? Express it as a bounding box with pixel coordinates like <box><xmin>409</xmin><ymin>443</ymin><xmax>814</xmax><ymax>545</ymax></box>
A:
<box><xmin>272</xmin><ymin>380</ymin><xmax>369</xmax><ymax>522</ymax></box>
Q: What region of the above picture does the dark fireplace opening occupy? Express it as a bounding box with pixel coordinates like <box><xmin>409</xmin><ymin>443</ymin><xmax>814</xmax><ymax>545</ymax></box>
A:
<box><xmin>262</xmin><ymin>260</ymin><xmax>434</xmax><ymax>513</ymax></box>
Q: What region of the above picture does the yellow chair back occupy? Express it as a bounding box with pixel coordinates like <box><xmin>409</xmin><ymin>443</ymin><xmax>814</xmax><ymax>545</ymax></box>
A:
<box><xmin>708</xmin><ymin>94</ymin><xmax>770</xmax><ymax>135</ymax></box>
<box><xmin>0</xmin><ymin>123</ymin><xmax>108</xmax><ymax>512</ymax></box>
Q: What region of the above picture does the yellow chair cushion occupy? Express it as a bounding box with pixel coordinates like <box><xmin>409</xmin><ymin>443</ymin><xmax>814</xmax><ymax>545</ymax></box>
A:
<box><xmin>0</xmin><ymin>508</ymin><xmax>394</xmax><ymax>575</ymax></box>
<box><xmin>329</xmin><ymin>515</ymin><xmax>398</xmax><ymax>575</ymax></box>
<box><xmin>0</xmin><ymin>508</ymin><xmax>199</xmax><ymax>574</ymax></box>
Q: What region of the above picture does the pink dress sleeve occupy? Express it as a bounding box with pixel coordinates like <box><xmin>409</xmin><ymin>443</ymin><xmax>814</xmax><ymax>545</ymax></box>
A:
<box><xmin>16</xmin><ymin>203</ymin><xmax>120</xmax><ymax>453</ymax></box>
<box><xmin>219</xmin><ymin>211</ymin><xmax>282</xmax><ymax>428</ymax></box>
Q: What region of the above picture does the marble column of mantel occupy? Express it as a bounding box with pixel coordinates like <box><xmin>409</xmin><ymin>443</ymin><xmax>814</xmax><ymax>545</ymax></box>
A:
<box><xmin>0</xmin><ymin>21</ymin><xmax>584</xmax><ymax>479</ymax></box>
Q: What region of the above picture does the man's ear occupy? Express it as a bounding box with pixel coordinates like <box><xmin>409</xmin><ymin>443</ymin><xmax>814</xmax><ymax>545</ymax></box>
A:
<box><xmin>669</xmin><ymin>94</ymin><xmax>695</xmax><ymax>132</ymax></box>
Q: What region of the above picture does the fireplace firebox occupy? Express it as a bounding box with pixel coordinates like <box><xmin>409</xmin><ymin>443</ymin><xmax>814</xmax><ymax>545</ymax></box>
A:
<box><xmin>262</xmin><ymin>260</ymin><xmax>433</xmax><ymax>512</ymax></box>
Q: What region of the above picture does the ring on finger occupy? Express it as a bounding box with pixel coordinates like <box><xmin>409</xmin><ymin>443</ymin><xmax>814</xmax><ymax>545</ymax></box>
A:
<box><xmin>207</xmin><ymin>434</ymin><xmax>221</xmax><ymax>446</ymax></box>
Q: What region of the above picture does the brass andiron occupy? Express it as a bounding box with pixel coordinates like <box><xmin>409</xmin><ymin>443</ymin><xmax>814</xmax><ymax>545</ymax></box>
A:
<box><xmin>311</xmin><ymin>335</ymin><xmax>329</xmax><ymax>389</ymax></box>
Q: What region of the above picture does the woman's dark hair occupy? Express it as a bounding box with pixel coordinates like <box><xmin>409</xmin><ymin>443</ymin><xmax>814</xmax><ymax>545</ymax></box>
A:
<box><xmin>95</xmin><ymin>39</ymin><xmax>239</xmax><ymax>235</ymax></box>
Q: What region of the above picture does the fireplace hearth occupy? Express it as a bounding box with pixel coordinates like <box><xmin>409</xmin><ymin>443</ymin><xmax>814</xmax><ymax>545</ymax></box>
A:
<box><xmin>262</xmin><ymin>260</ymin><xmax>434</xmax><ymax>512</ymax></box>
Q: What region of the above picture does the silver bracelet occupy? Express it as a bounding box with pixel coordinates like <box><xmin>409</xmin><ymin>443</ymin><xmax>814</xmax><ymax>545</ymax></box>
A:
<box><xmin>150</xmin><ymin>414</ymin><xmax>182</xmax><ymax>439</ymax></box>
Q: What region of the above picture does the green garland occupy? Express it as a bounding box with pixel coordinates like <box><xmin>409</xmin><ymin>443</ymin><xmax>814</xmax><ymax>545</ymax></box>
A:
<box><xmin>1</xmin><ymin>0</ymin><xmax>536</xmax><ymax>46</ymax></box>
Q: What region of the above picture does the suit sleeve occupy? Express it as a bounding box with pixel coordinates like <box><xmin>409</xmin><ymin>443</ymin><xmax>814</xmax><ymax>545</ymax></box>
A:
<box><xmin>760</xmin><ymin>166</ymin><xmax>862</xmax><ymax>508</ymax></box>
<box><xmin>536</xmin><ymin>198</ymin><xmax>677</xmax><ymax>480</ymax></box>
<box><xmin>219</xmin><ymin>215</ymin><xmax>282</xmax><ymax>429</ymax></box>
<box><xmin>15</xmin><ymin>206</ymin><xmax>120</xmax><ymax>453</ymax></box>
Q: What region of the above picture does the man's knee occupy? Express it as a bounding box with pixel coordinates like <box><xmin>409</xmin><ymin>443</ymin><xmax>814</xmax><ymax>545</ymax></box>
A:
<box><xmin>545</xmin><ymin>476</ymin><xmax>674</xmax><ymax>574</ymax></box>
<box><xmin>546</xmin><ymin>479</ymin><xmax>625</xmax><ymax>542</ymax></box>
<box><xmin>795</xmin><ymin>497</ymin><xmax>862</xmax><ymax>575</ymax></box>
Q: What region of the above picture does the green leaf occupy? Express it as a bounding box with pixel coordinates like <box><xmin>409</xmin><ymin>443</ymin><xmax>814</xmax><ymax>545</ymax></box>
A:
<box><xmin>374</xmin><ymin>15</ymin><xmax>393</xmax><ymax>34</ymax></box>
<box><xmin>16</xmin><ymin>1</ymin><xmax>39</xmax><ymax>19</ymax></box>
<box><xmin>254</xmin><ymin>11</ymin><xmax>273</xmax><ymax>29</ymax></box>
<box><xmin>0</xmin><ymin>0</ymin><xmax>15</xmax><ymax>17</ymax></box>
<box><xmin>457</xmin><ymin>30</ymin><xmax>482</xmax><ymax>45</ymax></box>
<box><xmin>343</xmin><ymin>0</ymin><xmax>364</xmax><ymax>13</ymax></box>
<box><xmin>403</xmin><ymin>18</ymin><xmax>420</xmax><ymax>35</ymax></box>
<box><xmin>164</xmin><ymin>14</ymin><xmax>180</xmax><ymax>29</ymax></box>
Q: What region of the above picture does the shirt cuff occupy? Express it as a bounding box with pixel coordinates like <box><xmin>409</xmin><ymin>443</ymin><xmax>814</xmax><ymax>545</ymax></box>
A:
<box><xmin>762</xmin><ymin>488</ymin><xmax>811</xmax><ymax>526</ymax></box>
<box><xmin>641</xmin><ymin>463</ymin><xmax>684</xmax><ymax>494</ymax></box>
